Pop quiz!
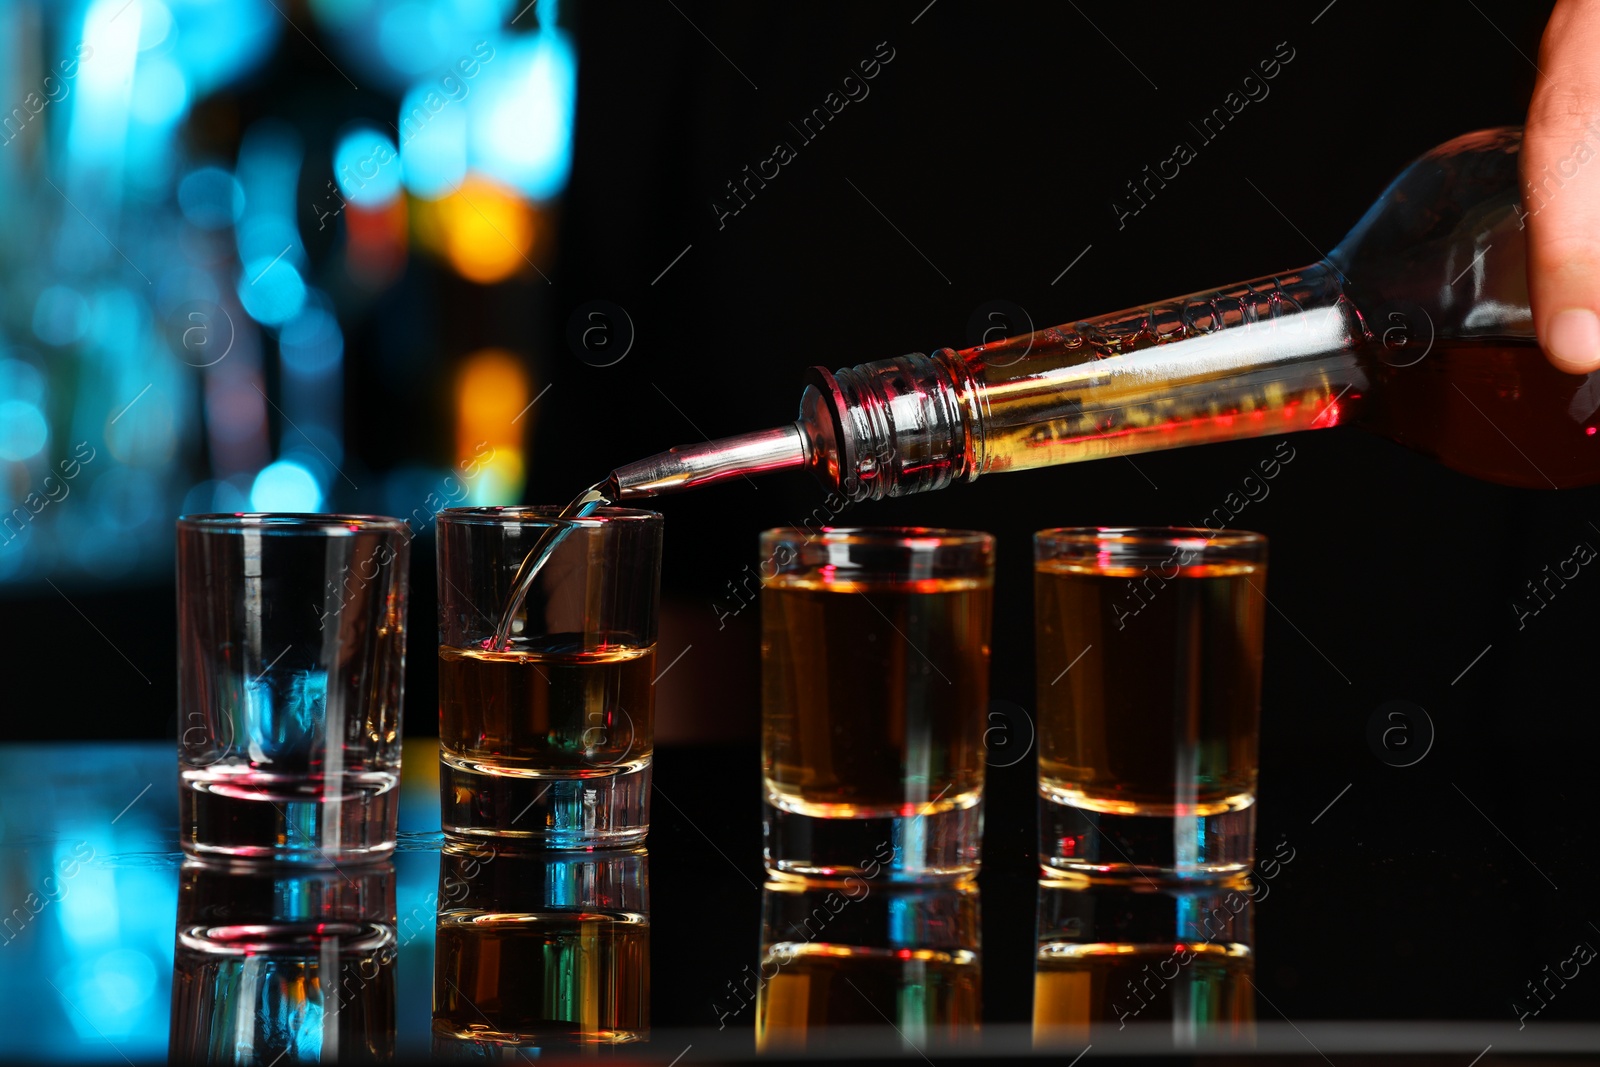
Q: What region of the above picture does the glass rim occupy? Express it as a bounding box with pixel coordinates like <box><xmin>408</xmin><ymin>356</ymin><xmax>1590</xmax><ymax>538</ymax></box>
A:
<box><xmin>177</xmin><ymin>513</ymin><xmax>408</xmax><ymax>535</ymax></box>
<box><xmin>759</xmin><ymin>525</ymin><xmax>994</xmax><ymax>549</ymax></box>
<box><xmin>437</xmin><ymin>505</ymin><xmax>662</xmax><ymax>529</ymax></box>
<box><xmin>1035</xmin><ymin>525</ymin><xmax>1266</xmax><ymax>564</ymax></box>
<box><xmin>1035</xmin><ymin>525</ymin><xmax>1265</xmax><ymax>549</ymax></box>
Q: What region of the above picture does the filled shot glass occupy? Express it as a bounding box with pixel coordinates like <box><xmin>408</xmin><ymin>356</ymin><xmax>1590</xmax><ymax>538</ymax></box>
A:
<box><xmin>176</xmin><ymin>514</ymin><xmax>410</xmax><ymax>863</ymax></box>
<box><xmin>1035</xmin><ymin>527</ymin><xmax>1266</xmax><ymax>880</ymax></box>
<box><xmin>760</xmin><ymin>527</ymin><xmax>995</xmax><ymax>881</ymax></box>
<box><xmin>436</xmin><ymin>507</ymin><xmax>662</xmax><ymax>845</ymax></box>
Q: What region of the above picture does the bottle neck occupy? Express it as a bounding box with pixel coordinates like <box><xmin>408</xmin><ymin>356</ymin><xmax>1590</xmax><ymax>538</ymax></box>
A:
<box><xmin>811</xmin><ymin>262</ymin><xmax>1373</xmax><ymax>501</ymax></box>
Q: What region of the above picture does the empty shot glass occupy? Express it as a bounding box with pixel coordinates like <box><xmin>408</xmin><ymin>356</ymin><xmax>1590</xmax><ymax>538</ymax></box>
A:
<box><xmin>177</xmin><ymin>514</ymin><xmax>410</xmax><ymax>863</ymax></box>
<box><xmin>1035</xmin><ymin>527</ymin><xmax>1267</xmax><ymax>880</ymax></box>
<box><xmin>436</xmin><ymin>507</ymin><xmax>663</xmax><ymax>844</ymax></box>
<box><xmin>760</xmin><ymin>527</ymin><xmax>995</xmax><ymax>881</ymax></box>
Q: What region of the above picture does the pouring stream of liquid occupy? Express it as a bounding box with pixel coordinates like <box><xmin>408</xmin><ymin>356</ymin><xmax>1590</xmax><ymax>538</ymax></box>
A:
<box><xmin>488</xmin><ymin>480</ymin><xmax>614</xmax><ymax>651</ymax></box>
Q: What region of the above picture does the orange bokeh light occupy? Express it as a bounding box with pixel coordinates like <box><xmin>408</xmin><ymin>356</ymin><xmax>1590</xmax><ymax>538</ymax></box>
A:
<box><xmin>419</xmin><ymin>175</ymin><xmax>541</xmax><ymax>284</ymax></box>
<box><xmin>457</xmin><ymin>348</ymin><xmax>531</xmax><ymax>503</ymax></box>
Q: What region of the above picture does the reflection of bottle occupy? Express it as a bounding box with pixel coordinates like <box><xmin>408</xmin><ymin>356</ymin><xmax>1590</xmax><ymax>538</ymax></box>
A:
<box><xmin>1033</xmin><ymin>878</ymin><xmax>1254</xmax><ymax>1044</ymax></box>
<box><xmin>168</xmin><ymin>860</ymin><xmax>396</xmax><ymax>1064</ymax></box>
<box><xmin>754</xmin><ymin>880</ymin><xmax>980</xmax><ymax>1052</ymax></box>
<box><xmin>431</xmin><ymin>845</ymin><xmax>648</xmax><ymax>1055</ymax></box>
<box><xmin>612</xmin><ymin>127</ymin><xmax>1600</xmax><ymax>500</ymax></box>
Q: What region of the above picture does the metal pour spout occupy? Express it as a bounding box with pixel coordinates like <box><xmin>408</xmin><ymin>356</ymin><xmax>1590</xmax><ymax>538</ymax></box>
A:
<box><xmin>609</xmin><ymin>423</ymin><xmax>811</xmax><ymax>498</ymax></box>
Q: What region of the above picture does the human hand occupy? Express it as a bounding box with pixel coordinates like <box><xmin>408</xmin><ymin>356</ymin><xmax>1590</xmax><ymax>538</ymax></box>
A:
<box><xmin>1524</xmin><ymin>0</ymin><xmax>1600</xmax><ymax>373</ymax></box>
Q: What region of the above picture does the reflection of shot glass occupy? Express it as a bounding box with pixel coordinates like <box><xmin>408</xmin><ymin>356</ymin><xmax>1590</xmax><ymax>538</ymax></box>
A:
<box><xmin>436</xmin><ymin>507</ymin><xmax>662</xmax><ymax>845</ymax></box>
<box><xmin>432</xmin><ymin>845</ymin><xmax>649</xmax><ymax>1054</ymax></box>
<box><xmin>755</xmin><ymin>880</ymin><xmax>981</xmax><ymax>1052</ymax></box>
<box><xmin>760</xmin><ymin>528</ymin><xmax>995</xmax><ymax>881</ymax></box>
<box><xmin>1035</xmin><ymin>528</ymin><xmax>1267</xmax><ymax>881</ymax></box>
<box><xmin>1033</xmin><ymin>877</ymin><xmax>1255</xmax><ymax>1043</ymax></box>
<box><xmin>169</xmin><ymin>860</ymin><xmax>397</xmax><ymax>1063</ymax></box>
<box><xmin>177</xmin><ymin>515</ymin><xmax>410</xmax><ymax>863</ymax></box>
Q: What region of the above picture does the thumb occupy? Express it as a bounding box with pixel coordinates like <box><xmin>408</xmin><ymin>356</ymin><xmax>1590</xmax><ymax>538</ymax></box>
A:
<box><xmin>1522</xmin><ymin>0</ymin><xmax>1600</xmax><ymax>374</ymax></box>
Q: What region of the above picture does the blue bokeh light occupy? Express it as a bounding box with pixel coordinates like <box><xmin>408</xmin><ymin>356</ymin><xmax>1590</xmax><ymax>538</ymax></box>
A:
<box><xmin>470</xmin><ymin>29</ymin><xmax>575</xmax><ymax>200</ymax></box>
<box><xmin>131</xmin><ymin>54</ymin><xmax>188</xmax><ymax>126</ymax></box>
<box><xmin>236</xmin><ymin>258</ymin><xmax>307</xmax><ymax>326</ymax></box>
<box><xmin>167</xmin><ymin>0</ymin><xmax>282</xmax><ymax>96</ymax></box>
<box><xmin>235</xmin><ymin>217</ymin><xmax>304</xmax><ymax>271</ymax></box>
<box><xmin>398</xmin><ymin>82</ymin><xmax>467</xmax><ymax>199</ymax></box>
<box><xmin>313</xmin><ymin>0</ymin><xmax>514</xmax><ymax>94</ymax></box>
<box><xmin>250</xmin><ymin>460</ymin><xmax>323</xmax><ymax>511</ymax></box>
<box><xmin>155</xmin><ymin>267</ymin><xmax>222</xmax><ymax>315</ymax></box>
<box><xmin>333</xmin><ymin>126</ymin><xmax>402</xmax><ymax>208</ymax></box>
<box><xmin>235</xmin><ymin>121</ymin><xmax>305</xmax><ymax>265</ymax></box>
<box><xmin>136</xmin><ymin>0</ymin><xmax>174</xmax><ymax>50</ymax></box>
<box><xmin>0</xmin><ymin>359</ymin><xmax>47</xmax><ymax>405</ymax></box>
<box><xmin>177</xmin><ymin>167</ymin><xmax>245</xmax><ymax>230</ymax></box>
<box><xmin>90</xmin><ymin>288</ymin><xmax>143</xmax><ymax>351</ymax></box>
<box><xmin>32</xmin><ymin>287</ymin><xmax>91</xmax><ymax>347</ymax></box>
<box><xmin>0</xmin><ymin>401</ymin><xmax>49</xmax><ymax>461</ymax></box>
<box><xmin>279</xmin><ymin>302</ymin><xmax>344</xmax><ymax>377</ymax></box>
<box><xmin>377</xmin><ymin>1</ymin><xmax>452</xmax><ymax>77</ymax></box>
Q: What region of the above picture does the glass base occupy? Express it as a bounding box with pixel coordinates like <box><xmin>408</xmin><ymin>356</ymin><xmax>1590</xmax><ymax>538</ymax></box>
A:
<box><xmin>1039</xmin><ymin>792</ymin><xmax>1255</xmax><ymax>882</ymax></box>
<box><xmin>441</xmin><ymin>757</ymin><xmax>651</xmax><ymax>846</ymax></box>
<box><xmin>180</xmin><ymin>769</ymin><xmax>399</xmax><ymax>864</ymax></box>
<box><xmin>764</xmin><ymin>793</ymin><xmax>982</xmax><ymax>882</ymax></box>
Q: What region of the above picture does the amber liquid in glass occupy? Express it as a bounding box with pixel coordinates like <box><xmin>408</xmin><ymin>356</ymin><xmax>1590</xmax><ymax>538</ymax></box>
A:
<box><xmin>755</xmin><ymin>943</ymin><xmax>980</xmax><ymax>1050</ymax></box>
<box><xmin>434</xmin><ymin>913</ymin><xmax>649</xmax><ymax>1046</ymax></box>
<box><xmin>438</xmin><ymin>640</ymin><xmax>655</xmax><ymax>776</ymax></box>
<box><xmin>1035</xmin><ymin>562</ymin><xmax>1264</xmax><ymax>816</ymax></box>
<box><xmin>1033</xmin><ymin>942</ymin><xmax>1253</xmax><ymax>1038</ymax></box>
<box><xmin>762</xmin><ymin>577</ymin><xmax>992</xmax><ymax>818</ymax></box>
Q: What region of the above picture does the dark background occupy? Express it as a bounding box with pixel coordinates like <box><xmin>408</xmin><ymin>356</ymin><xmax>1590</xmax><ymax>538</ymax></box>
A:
<box><xmin>8</xmin><ymin>0</ymin><xmax>1598</xmax><ymax>1031</ymax></box>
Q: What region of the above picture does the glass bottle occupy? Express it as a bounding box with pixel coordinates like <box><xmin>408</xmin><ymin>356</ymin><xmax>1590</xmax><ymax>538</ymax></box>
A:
<box><xmin>609</xmin><ymin>127</ymin><xmax>1595</xmax><ymax>499</ymax></box>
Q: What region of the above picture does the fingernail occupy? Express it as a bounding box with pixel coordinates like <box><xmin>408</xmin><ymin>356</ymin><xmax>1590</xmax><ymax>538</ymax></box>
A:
<box><xmin>1547</xmin><ymin>309</ymin><xmax>1600</xmax><ymax>370</ymax></box>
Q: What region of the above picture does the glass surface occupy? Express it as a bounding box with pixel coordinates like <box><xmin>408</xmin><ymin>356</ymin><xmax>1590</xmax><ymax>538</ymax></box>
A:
<box><xmin>755</xmin><ymin>880</ymin><xmax>981</xmax><ymax>1053</ymax></box>
<box><xmin>759</xmin><ymin>527</ymin><xmax>995</xmax><ymax>882</ymax></box>
<box><xmin>1034</xmin><ymin>527</ymin><xmax>1267</xmax><ymax>881</ymax></box>
<box><xmin>435</xmin><ymin>506</ymin><xmax>663</xmax><ymax>845</ymax></box>
<box><xmin>432</xmin><ymin>845</ymin><xmax>648</xmax><ymax>1054</ymax></box>
<box><xmin>176</xmin><ymin>513</ymin><xmax>410</xmax><ymax>863</ymax></box>
<box><xmin>1033</xmin><ymin>877</ymin><xmax>1255</xmax><ymax>1044</ymax></box>
<box><xmin>170</xmin><ymin>860</ymin><xmax>397</xmax><ymax>1063</ymax></box>
<box><xmin>4</xmin><ymin>739</ymin><xmax>1600</xmax><ymax>1063</ymax></box>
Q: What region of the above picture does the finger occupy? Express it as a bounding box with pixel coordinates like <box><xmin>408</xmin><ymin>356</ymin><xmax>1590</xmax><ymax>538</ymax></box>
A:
<box><xmin>1522</xmin><ymin>0</ymin><xmax>1600</xmax><ymax>373</ymax></box>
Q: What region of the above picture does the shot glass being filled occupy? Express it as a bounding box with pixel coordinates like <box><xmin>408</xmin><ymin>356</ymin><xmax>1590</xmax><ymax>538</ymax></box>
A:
<box><xmin>435</xmin><ymin>506</ymin><xmax>663</xmax><ymax>845</ymax></box>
